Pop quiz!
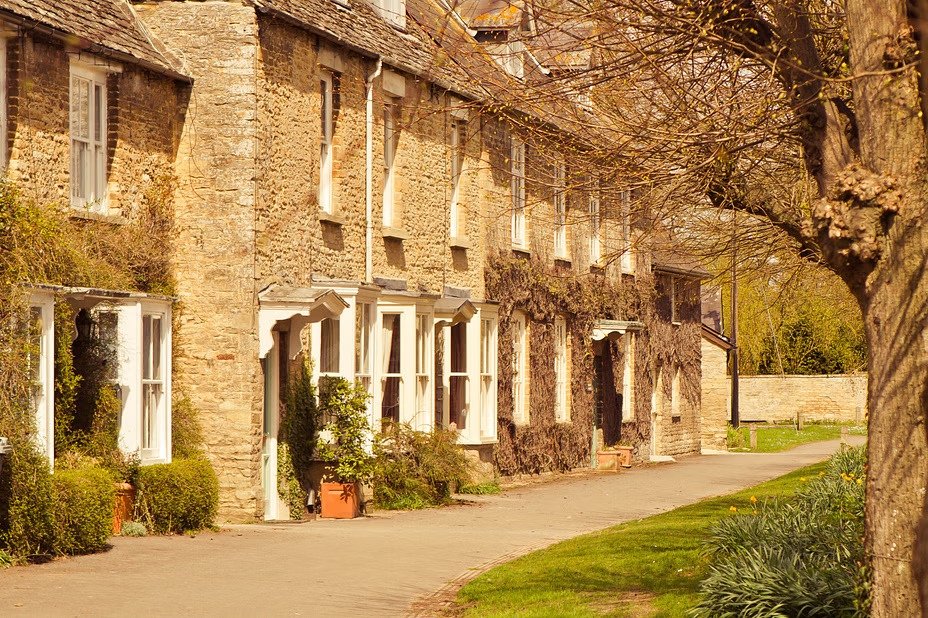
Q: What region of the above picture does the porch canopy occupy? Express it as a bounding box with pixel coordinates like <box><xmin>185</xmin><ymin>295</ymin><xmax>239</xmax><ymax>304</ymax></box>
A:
<box><xmin>258</xmin><ymin>285</ymin><xmax>349</xmax><ymax>358</ymax></box>
<box><xmin>433</xmin><ymin>297</ymin><xmax>476</xmax><ymax>327</ymax></box>
<box><xmin>591</xmin><ymin>319</ymin><xmax>644</xmax><ymax>342</ymax></box>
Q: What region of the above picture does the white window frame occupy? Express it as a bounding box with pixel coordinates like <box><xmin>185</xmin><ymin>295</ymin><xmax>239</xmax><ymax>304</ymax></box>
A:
<box><xmin>479</xmin><ymin>317</ymin><xmax>497</xmax><ymax>440</ymax></box>
<box><xmin>319</xmin><ymin>72</ymin><xmax>335</xmax><ymax>215</ymax></box>
<box><xmin>589</xmin><ymin>186</ymin><xmax>601</xmax><ymax>266</ymax></box>
<box><xmin>141</xmin><ymin>313</ymin><xmax>166</xmax><ymax>458</ymax></box>
<box><xmin>383</xmin><ymin>102</ymin><xmax>397</xmax><ymax>227</ymax></box>
<box><xmin>510</xmin><ymin>137</ymin><xmax>526</xmax><ymax>248</ymax></box>
<box><xmin>511</xmin><ymin>310</ymin><xmax>528</xmax><ymax>425</ymax></box>
<box><xmin>554</xmin><ymin>316</ymin><xmax>569</xmax><ymax>422</ymax></box>
<box><xmin>553</xmin><ymin>159</ymin><xmax>567</xmax><ymax>258</ymax></box>
<box><xmin>355</xmin><ymin>302</ymin><xmax>373</xmax><ymax>395</ymax></box>
<box><xmin>450</xmin><ymin>120</ymin><xmax>465</xmax><ymax>240</ymax></box>
<box><xmin>622</xmin><ymin>333</ymin><xmax>634</xmax><ymax>422</ymax></box>
<box><xmin>70</xmin><ymin>61</ymin><xmax>108</xmax><ymax>212</ymax></box>
<box><xmin>29</xmin><ymin>291</ymin><xmax>55</xmax><ymax>468</ymax></box>
<box><xmin>448</xmin><ymin>321</ymin><xmax>469</xmax><ymax>431</ymax></box>
<box><xmin>415</xmin><ymin>312</ymin><xmax>431</xmax><ymax>426</ymax></box>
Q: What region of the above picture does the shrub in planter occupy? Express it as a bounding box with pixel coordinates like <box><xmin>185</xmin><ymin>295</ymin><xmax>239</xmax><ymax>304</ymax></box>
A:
<box><xmin>52</xmin><ymin>467</ymin><xmax>116</xmax><ymax>555</ymax></box>
<box><xmin>136</xmin><ymin>458</ymin><xmax>219</xmax><ymax>534</ymax></box>
<box><xmin>0</xmin><ymin>445</ymin><xmax>56</xmax><ymax>560</ymax></box>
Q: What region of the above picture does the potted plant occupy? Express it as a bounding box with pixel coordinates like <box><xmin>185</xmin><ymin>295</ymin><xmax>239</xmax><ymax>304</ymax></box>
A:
<box><xmin>315</xmin><ymin>378</ymin><xmax>373</xmax><ymax>518</ymax></box>
<box><xmin>596</xmin><ymin>442</ymin><xmax>634</xmax><ymax>470</ymax></box>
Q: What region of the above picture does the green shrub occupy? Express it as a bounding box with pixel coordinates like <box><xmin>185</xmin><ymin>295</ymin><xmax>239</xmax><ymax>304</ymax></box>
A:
<box><xmin>317</xmin><ymin>378</ymin><xmax>374</xmax><ymax>484</ymax></box>
<box><xmin>374</xmin><ymin>425</ymin><xmax>472</xmax><ymax>509</ymax></box>
<box><xmin>52</xmin><ymin>467</ymin><xmax>115</xmax><ymax>555</ymax></box>
<box><xmin>171</xmin><ymin>397</ymin><xmax>204</xmax><ymax>460</ymax></box>
<box><xmin>0</xmin><ymin>445</ymin><xmax>56</xmax><ymax>560</ymax></box>
<box><xmin>136</xmin><ymin>458</ymin><xmax>219</xmax><ymax>534</ymax></box>
<box><xmin>119</xmin><ymin>521</ymin><xmax>147</xmax><ymax>537</ymax></box>
<box><xmin>277</xmin><ymin>442</ymin><xmax>307</xmax><ymax>520</ymax></box>
<box><xmin>693</xmin><ymin>445</ymin><xmax>868</xmax><ymax>617</ymax></box>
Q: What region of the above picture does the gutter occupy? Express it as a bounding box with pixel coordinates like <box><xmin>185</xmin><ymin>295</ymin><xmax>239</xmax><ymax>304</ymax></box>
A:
<box><xmin>366</xmin><ymin>57</ymin><xmax>383</xmax><ymax>283</ymax></box>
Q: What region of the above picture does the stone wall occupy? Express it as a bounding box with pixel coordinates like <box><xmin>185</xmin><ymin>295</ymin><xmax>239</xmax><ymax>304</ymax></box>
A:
<box><xmin>701</xmin><ymin>338</ymin><xmax>729</xmax><ymax>451</ymax></box>
<box><xmin>137</xmin><ymin>2</ymin><xmax>263</xmax><ymax>521</ymax></box>
<box><xmin>8</xmin><ymin>32</ymin><xmax>180</xmax><ymax>218</ymax></box>
<box><xmin>737</xmin><ymin>374</ymin><xmax>868</xmax><ymax>424</ymax></box>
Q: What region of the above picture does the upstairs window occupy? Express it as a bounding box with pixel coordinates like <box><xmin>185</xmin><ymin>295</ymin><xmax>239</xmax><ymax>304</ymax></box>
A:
<box><xmin>379</xmin><ymin>0</ymin><xmax>406</xmax><ymax>29</ymax></box>
<box><xmin>319</xmin><ymin>72</ymin><xmax>335</xmax><ymax>215</ymax></box>
<box><xmin>383</xmin><ymin>102</ymin><xmax>398</xmax><ymax>227</ymax></box>
<box><xmin>450</xmin><ymin>121</ymin><xmax>465</xmax><ymax>239</ymax></box>
<box><xmin>589</xmin><ymin>187</ymin><xmax>601</xmax><ymax>265</ymax></box>
<box><xmin>553</xmin><ymin>159</ymin><xmax>566</xmax><ymax>258</ymax></box>
<box><xmin>510</xmin><ymin>137</ymin><xmax>526</xmax><ymax>247</ymax></box>
<box><xmin>70</xmin><ymin>62</ymin><xmax>107</xmax><ymax>212</ymax></box>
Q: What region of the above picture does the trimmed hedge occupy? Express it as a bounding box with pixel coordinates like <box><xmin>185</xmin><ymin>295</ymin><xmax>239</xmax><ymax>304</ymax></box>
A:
<box><xmin>0</xmin><ymin>445</ymin><xmax>56</xmax><ymax>560</ymax></box>
<box><xmin>52</xmin><ymin>467</ymin><xmax>116</xmax><ymax>555</ymax></box>
<box><xmin>136</xmin><ymin>458</ymin><xmax>218</xmax><ymax>534</ymax></box>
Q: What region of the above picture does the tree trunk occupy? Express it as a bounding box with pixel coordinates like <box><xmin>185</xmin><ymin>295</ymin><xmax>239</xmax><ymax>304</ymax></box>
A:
<box><xmin>845</xmin><ymin>2</ymin><xmax>928</xmax><ymax>615</ymax></box>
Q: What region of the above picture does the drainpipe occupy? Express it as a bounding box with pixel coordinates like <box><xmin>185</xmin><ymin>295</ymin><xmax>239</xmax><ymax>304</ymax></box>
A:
<box><xmin>365</xmin><ymin>57</ymin><xmax>383</xmax><ymax>283</ymax></box>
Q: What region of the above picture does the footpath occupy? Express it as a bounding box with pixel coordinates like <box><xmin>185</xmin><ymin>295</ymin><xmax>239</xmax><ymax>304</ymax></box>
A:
<box><xmin>0</xmin><ymin>437</ymin><xmax>863</xmax><ymax>617</ymax></box>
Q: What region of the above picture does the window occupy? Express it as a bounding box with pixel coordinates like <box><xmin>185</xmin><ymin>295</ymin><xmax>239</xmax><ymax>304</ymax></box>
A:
<box><xmin>379</xmin><ymin>0</ymin><xmax>406</xmax><ymax>29</ymax></box>
<box><xmin>554</xmin><ymin>159</ymin><xmax>566</xmax><ymax>258</ymax></box>
<box><xmin>319</xmin><ymin>73</ymin><xmax>335</xmax><ymax>215</ymax></box>
<box><xmin>449</xmin><ymin>322</ymin><xmax>468</xmax><ymax>429</ymax></box>
<box><xmin>70</xmin><ymin>62</ymin><xmax>107</xmax><ymax>211</ymax></box>
<box><xmin>355</xmin><ymin>303</ymin><xmax>372</xmax><ymax>393</ymax></box>
<box><xmin>670</xmin><ymin>277</ymin><xmax>680</xmax><ymax>324</ymax></box>
<box><xmin>450</xmin><ymin>121</ymin><xmax>465</xmax><ymax>239</ymax></box>
<box><xmin>554</xmin><ymin>316</ymin><xmax>569</xmax><ymax>422</ymax></box>
<box><xmin>381</xmin><ymin>314</ymin><xmax>402</xmax><ymax>423</ymax></box>
<box><xmin>383</xmin><ymin>103</ymin><xmax>398</xmax><ymax>227</ymax></box>
<box><xmin>510</xmin><ymin>137</ymin><xmax>526</xmax><ymax>247</ymax></box>
<box><xmin>480</xmin><ymin>318</ymin><xmax>496</xmax><ymax>439</ymax></box>
<box><xmin>622</xmin><ymin>334</ymin><xmax>633</xmax><ymax>421</ymax></box>
<box><xmin>619</xmin><ymin>190</ymin><xmax>632</xmax><ymax>272</ymax></box>
<box><xmin>415</xmin><ymin>313</ymin><xmax>430</xmax><ymax>420</ymax></box>
<box><xmin>589</xmin><ymin>186</ymin><xmax>601</xmax><ymax>265</ymax></box>
<box><xmin>320</xmin><ymin>317</ymin><xmax>340</xmax><ymax>374</ymax></box>
<box><xmin>511</xmin><ymin>311</ymin><xmax>527</xmax><ymax>424</ymax></box>
<box><xmin>142</xmin><ymin>314</ymin><xmax>164</xmax><ymax>455</ymax></box>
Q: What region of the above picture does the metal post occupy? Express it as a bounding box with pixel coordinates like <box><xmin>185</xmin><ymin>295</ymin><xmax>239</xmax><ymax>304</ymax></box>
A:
<box><xmin>730</xmin><ymin>225</ymin><xmax>740</xmax><ymax>429</ymax></box>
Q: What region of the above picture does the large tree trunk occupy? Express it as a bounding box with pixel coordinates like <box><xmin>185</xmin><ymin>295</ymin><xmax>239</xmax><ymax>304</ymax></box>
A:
<box><xmin>848</xmin><ymin>1</ymin><xmax>928</xmax><ymax>615</ymax></box>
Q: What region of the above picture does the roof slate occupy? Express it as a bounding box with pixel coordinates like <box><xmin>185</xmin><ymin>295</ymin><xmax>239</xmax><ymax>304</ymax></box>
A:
<box><xmin>0</xmin><ymin>0</ymin><xmax>186</xmax><ymax>78</ymax></box>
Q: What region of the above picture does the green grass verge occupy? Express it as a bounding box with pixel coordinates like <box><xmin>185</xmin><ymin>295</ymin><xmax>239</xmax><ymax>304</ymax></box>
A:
<box><xmin>453</xmin><ymin>462</ymin><xmax>827</xmax><ymax>618</ymax></box>
<box><xmin>729</xmin><ymin>425</ymin><xmax>866</xmax><ymax>453</ymax></box>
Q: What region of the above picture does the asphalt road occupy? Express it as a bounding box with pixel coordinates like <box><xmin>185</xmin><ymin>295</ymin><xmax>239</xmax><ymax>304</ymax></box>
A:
<box><xmin>0</xmin><ymin>437</ymin><xmax>863</xmax><ymax>617</ymax></box>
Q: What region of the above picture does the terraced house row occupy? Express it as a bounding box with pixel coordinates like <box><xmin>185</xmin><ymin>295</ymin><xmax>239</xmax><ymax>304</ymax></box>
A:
<box><xmin>8</xmin><ymin>0</ymin><xmax>715</xmax><ymax>521</ymax></box>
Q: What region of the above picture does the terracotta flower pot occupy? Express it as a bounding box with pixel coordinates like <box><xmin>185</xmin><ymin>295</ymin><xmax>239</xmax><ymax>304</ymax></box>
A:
<box><xmin>112</xmin><ymin>482</ymin><xmax>136</xmax><ymax>535</ymax></box>
<box><xmin>320</xmin><ymin>481</ymin><xmax>361</xmax><ymax>519</ymax></box>
<box><xmin>597</xmin><ymin>447</ymin><xmax>634</xmax><ymax>470</ymax></box>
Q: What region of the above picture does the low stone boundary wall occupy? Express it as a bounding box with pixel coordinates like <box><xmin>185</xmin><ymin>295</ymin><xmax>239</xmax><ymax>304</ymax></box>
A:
<box><xmin>735</xmin><ymin>374</ymin><xmax>867</xmax><ymax>424</ymax></box>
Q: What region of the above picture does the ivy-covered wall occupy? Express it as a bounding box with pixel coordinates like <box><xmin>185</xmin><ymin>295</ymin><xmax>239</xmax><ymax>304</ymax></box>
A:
<box><xmin>487</xmin><ymin>253</ymin><xmax>703</xmax><ymax>475</ymax></box>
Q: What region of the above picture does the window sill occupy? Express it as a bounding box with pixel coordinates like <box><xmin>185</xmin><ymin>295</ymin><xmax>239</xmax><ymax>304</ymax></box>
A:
<box><xmin>589</xmin><ymin>263</ymin><xmax>605</xmax><ymax>275</ymax></box>
<box><xmin>622</xmin><ymin>418</ymin><xmax>637</xmax><ymax>424</ymax></box>
<box><xmin>554</xmin><ymin>257</ymin><xmax>571</xmax><ymax>268</ymax></box>
<box><xmin>450</xmin><ymin>236</ymin><xmax>472</xmax><ymax>249</ymax></box>
<box><xmin>319</xmin><ymin>211</ymin><xmax>346</xmax><ymax>226</ymax></box>
<box><xmin>382</xmin><ymin>226</ymin><xmax>409</xmax><ymax>240</ymax></box>
<box><xmin>511</xmin><ymin>246</ymin><xmax>530</xmax><ymax>258</ymax></box>
<box><xmin>69</xmin><ymin>208</ymin><xmax>126</xmax><ymax>226</ymax></box>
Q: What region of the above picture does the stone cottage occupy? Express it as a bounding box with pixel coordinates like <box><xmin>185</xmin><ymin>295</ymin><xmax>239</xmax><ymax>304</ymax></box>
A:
<box><xmin>10</xmin><ymin>0</ymin><xmax>708</xmax><ymax>522</ymax></box>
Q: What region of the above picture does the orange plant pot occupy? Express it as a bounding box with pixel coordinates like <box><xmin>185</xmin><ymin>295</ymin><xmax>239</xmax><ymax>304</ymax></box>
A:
<box><xmin>320</xmin><ymin>482</ymin><xmax>361</xmax><ymax>519</ymax></box>
<box><xmin>112</xmin><ymin>482</ymin><xmax>136</xmax><ymax>535</ymax></box>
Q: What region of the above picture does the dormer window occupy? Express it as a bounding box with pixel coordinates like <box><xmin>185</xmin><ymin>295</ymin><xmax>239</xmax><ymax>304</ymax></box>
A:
<box><xmin>375</xmin><ymin>0</ymin><xmax>406</xmax><ymax>29</ymax></box>
<box><xmin>474</xmin><ymin>30</ymin><xmax>524</xmax><ymax>79</ymax></box>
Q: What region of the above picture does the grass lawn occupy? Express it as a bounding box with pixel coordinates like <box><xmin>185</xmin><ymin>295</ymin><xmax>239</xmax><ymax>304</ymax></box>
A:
<box><xmin>729</xmin><ymin>424</ymin><xmax>866</xmax><ymax>452</ymax></box>
<box><xmin>451</xmin><ymin>462</ymin><xmax>827</xmax><ymax>618</ymax></box>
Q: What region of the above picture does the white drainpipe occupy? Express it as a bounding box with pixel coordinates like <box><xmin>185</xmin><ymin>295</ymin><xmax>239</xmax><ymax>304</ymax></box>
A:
<box><xmin>365</xmin><ymin>57</ymin><xmax>383</xmax><ymax>283</ymax></box>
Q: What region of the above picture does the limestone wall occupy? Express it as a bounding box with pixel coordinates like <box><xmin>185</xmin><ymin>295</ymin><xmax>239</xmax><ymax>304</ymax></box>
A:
<box><xmin>737</xmin><ymin>374</ymin><xmax>868</xmax><ymax>424</ymax></box>
<box><xmin>701</xmin><ymin>338</ymin><xmax>729</xmax><ymax>450</ymax></box>
<box><xmin>137</xmin><ymin>2</ymin><xmax>264</xmax><ymax>521</ymax></box>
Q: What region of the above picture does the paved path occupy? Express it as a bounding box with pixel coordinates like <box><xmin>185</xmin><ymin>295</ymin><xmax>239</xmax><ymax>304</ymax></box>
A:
<box><xmin>0</xmin><ymin>438</ymin><xmax>863</xmax><ymax>617</ymax></box>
